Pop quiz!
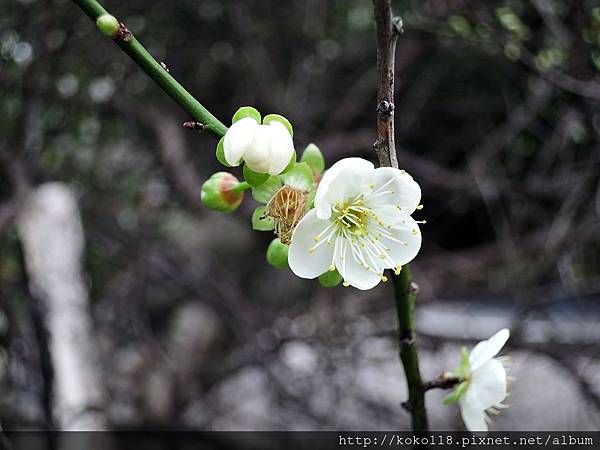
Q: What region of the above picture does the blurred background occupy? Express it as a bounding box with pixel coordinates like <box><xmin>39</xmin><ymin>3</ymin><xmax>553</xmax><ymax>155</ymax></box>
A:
<box><xmin>1</xmin><ymin>0</ymin><xmax>600</xmax><ymax>431</ymax></box>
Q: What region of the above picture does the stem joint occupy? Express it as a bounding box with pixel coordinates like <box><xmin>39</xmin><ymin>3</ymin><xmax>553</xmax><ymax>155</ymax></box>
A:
<box><xmin>377</xmin><ymin>100</ymin><xmax>395</xmax><ymax>116</ymax></box>
<box><xmin>392</xmin><ymin>16</ymin><xmax>404</xmax><ymax>35</ymax></box>
<box><xmin>113</xmin><ymin>22</ymin><xmax>131</xmax><ymax>42</ymax></box>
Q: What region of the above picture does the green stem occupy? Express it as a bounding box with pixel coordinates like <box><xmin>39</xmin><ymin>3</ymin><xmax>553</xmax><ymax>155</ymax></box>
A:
<box><xmin>231</xmin><ymin>181</ymin><xmax>250</xmax><ymax>193</ymax></box>
<box><xmin>392</xmin><ymin>265</ymin><xmax>428</xmax><ymax>431</ymax></box>
<box><xmin>71</xmin><ymin>0</ymin><xmax>228</xmax><ymax>140</ymax></box>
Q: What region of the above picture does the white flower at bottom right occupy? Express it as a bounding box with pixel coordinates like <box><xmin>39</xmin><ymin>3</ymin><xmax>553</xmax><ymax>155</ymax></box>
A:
<box><xmin>445</xmin><ymin>328</ymin><xmax>511</xmax><ymax>432</ymax></box>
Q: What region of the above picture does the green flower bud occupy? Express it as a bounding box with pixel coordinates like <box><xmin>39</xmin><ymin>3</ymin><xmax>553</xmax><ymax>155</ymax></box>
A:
<box><xmin>266</xmin><ymin>238</ymin><xmax>289</xmax><ymax>269</ymax></box>
<box><xmin>96</xmin><ymin>14</ymin><xmax>120</xmax><ymax>38</ymax></box>
<box><xmin>300</xmin><ymin>143</ymin><xmax>325</xmax><ymax>174</ymax></box>
<box><xmin>318</xmin><ymin>269</ymin><xmax>342</xmax><ymax>288</ymax></box>
<box><xmin>201</xmin><ymin>172</ymin><xmax>244</xmax><ymax>212</ymax></box>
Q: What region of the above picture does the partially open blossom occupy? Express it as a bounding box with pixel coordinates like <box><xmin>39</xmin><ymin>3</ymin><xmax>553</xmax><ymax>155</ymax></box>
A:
<box><xmin>200</xmin><ymin>172</ymin><xmax>244</xmax><ymax>212</ymax></box>
<box><xmin>223</xmin><ymin>117</ymin><xmax>294</xmax><ymax>175</ymax></box>
<box><xmin>445</xmin><ymin>329</ymin><xmax>511</xmax><ymax>432</ymax></box>
<box><xmin>288</xmin><ymin>157</ymin><xmax>423</xmax><ymax>290</ymax></box>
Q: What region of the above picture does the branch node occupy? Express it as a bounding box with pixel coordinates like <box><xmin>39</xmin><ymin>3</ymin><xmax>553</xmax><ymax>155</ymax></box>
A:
<box><xmin>401</xmin><ymin>401</ymin><xmax>413</xmax><ymax>412</ymax></box>
<box><xmin>114</xmin><ymin>23</ymin><xmax>132</xmax><ymax>42</ymax></box>
<box><xmin>377</xmin><ymin>100</ymin><xmax>395</xmax><ymax>116</ymax></box>
<box><xmin>400</xmin><ymin>329</ymin><xmax>415</xmax><ymax>345</ymax></box>
<box><xmin>182</xmin><ymin>121</ymin><xmax>205</xmax><ymax>131</ymax></box>
<box><xmin>392</xmin><ymin>16</ymin><xmax>404</xmax><ymax>35</ymax></box>
<box><xmin>409</xmin><ymin>281</ymin><xmax>420</xmax><ymax>294</ymax></box>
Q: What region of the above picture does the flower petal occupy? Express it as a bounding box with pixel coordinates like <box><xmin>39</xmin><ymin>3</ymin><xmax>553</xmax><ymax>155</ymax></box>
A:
<box><xmin>469</xmin><ymin>328</ymin><xmax>510</xmax><ymax>371</ymax></box>
<box><xmin>267</xmin><ymin>121</ymin><xmax>295</xmax><ymax>175</ymax></box>
<box><xmin>366</xmin><ymin>167</ymin><xmax>422</xmax><ymax>215</ymax></box>
<box><xmin>289</xmin><ymin>210</ymin><xmax>334</xmax><ymax>279</ymax></box>
<box><xmin>337</xmin><ymin>241</ymin><xmax>382</xmax><ymax>290</ymax></box>
<box><xmin>469</xmin><ymin>359</ymin><xmax>507</xmax><ymax>410</ymax></box>
<box><xmin>379</xmin><ymin>214</ymin><xmax>422</xmax><ymax>267</ymax></box>
<box><xmin>223</xmin><ymin>117</ymin><xmax>258</xmax><ymax>166</ymax></box>
<box><xmin>315</xmin><ymin>158</ymin><xmax>374</xmax><ymax>220</ymax></box>
<box><xmin>459</xmin><ymin>396</ymin><xmax>488</xmax><ymax>432</ymax></box>
<box><xmin>368</xmin><ymin>204</ymin><xmax>403</xmax><ymax>226</ymax></box>
<box><xmin>243</xmin><ymin>124</ymin><xmax>273</xmax><ymax>173</ymax></box>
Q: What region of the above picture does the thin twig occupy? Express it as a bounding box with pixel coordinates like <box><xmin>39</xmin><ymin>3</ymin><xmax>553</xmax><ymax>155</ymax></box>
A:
<box><xmin>70</xmin><ymin>0</ymin><xmax>228</xmax><ymax>140</ymax></box>
<box><xmin>422</xmin><ymin>375</ymin><xmax>461</xmax><ymax>392</ymax></box>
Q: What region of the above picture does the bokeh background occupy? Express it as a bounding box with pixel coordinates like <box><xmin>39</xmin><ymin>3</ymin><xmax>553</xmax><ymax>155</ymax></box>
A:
<box><xmin>1</xmin><ymin>0</ymin><xmax>600</xmax><ymax>431</ymax></box>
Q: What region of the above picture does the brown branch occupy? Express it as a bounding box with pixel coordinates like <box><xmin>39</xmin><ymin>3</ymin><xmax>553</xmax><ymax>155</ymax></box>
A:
<box><xmin>373</xmin><ymin>1</ymin><xmax>402</xmax><ymax>168</ymax></box>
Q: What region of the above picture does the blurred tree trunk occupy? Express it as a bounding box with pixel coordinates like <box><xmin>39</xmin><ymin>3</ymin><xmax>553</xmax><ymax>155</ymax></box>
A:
<box><xmin>16</xmin><ymin>183</ymin><xmax>106</xmax><ymax>430</ymax></box>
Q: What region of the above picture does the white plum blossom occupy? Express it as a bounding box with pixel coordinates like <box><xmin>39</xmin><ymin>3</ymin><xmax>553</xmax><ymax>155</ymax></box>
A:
<box><xmin>288</xmin><ymin>157</ymin><xmax>423</xmax><ymax>290</ymax></box>
<box><xmin>223</xmin><ymin>117</ymin><xmax>294</xmax><ymax>175</ymax></box>
<box><xmin>451</xmin><ymin>328</ymin><xmax>511</xmax><ymax>432</ymax></box>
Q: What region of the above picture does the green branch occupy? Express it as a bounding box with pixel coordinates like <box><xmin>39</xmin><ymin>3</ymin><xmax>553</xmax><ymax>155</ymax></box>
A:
<box><xmin>71</xmin><ymin>0</ymin><xmax>228</xmax><ymax>140</ymax></box>
<box><xmin>392</xmin><ymin>265</ymin><xmax>428</xmax><ymax>431</ymax></box>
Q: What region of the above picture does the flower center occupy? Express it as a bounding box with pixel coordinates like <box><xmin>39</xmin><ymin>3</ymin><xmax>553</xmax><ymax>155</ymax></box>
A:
<box><xmin>334</xmin><ymin>197</ymin><xmax>370</xmax><ymax>236</ymax></box>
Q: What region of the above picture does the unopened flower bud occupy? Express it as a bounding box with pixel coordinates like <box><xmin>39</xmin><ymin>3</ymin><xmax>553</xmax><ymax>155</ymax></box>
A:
<box><xmin>266</xmin><ymin>238</ymin><xmax>289</xmax><ymax>269</ymax></box>
<box><xmin>201</xmin><ymin>172</ymin><xmax>244</xmax><ymax>212</ymax></box>
<box><xmin>223</xmin><ymin>108</ymin><xmax>295</xmax><ymax>175</ymax></box>
<box><xmin>96</xmin><ymin>14</ymin><xmax>120</xmax><ymax>38</ymax></box>
<box><xmin>300</xmin><ymin>143</ymin><xmax>325</xmax><ymax>174</ymax></box>
<box><xmin>318</xmin><ymin>269</ymin><xmax>342</xmax><ymax>288</ymax></box>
